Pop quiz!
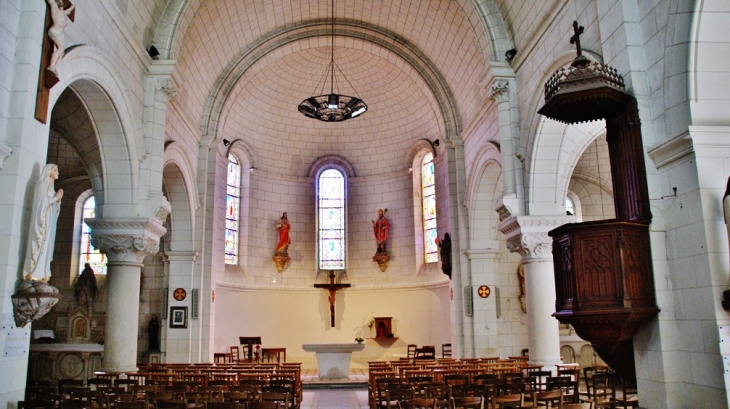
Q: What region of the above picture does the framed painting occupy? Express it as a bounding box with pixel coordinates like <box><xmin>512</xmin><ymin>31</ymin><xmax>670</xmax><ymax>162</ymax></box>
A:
<box><xmin>170</xmin><ymin>306</ymin><xmax>188</xmax><ymax>328</ymax></box>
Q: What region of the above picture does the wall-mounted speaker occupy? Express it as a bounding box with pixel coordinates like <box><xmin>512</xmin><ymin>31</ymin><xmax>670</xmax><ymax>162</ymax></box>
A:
<box><xmin>464</xmin><ymin>286</ymin><xmax>473</xmax><ymax>317</ymax></box>
<box><xmin>191</xmin><ymin>289</ymin><xmax>199</xmax><ymax>320</ymax></box>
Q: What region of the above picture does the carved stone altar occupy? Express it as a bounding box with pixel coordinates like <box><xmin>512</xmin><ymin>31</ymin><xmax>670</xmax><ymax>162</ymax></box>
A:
<box><xmin>302</xmin><ymin>342</ymin><xmax>364</xmax><ymax>379</ymax></box>
<box><xmin>28</xmin><ymin>343</ymin><xmax>104</xmax><ymax>381</ymax></box>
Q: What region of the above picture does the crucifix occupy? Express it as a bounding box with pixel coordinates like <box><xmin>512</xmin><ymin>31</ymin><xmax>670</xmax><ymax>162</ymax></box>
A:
<box><xmin>35</xmin><ymin>0</ymin><xmax>76</xmax><ymax>124</ymax></box>
<box><xmin>569</xmin><ymin>20</ymin><xmax>590</xmax><ymax>67</ymax></box>
<box><xmin>314</xmin><ymin>271</ymin><xmax>351</xmax><ymax>327</ymax></box>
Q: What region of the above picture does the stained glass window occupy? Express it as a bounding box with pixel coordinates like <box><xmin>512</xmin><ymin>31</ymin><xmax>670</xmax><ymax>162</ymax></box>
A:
<box><xmin>225</xmin><ymin>154</ymin><xmax>241</xmax><ymax>264</ymax></box>
<box><xmin>79</xmin><ymin>195</ymin><xmax>106</xmax><ymax>275</ymax></box>
<box><xmin>318</xmin><ymin>169</ymin><xmax>345</xmax><ymax>270</ymax></box>
<box><xmin>422</xmin><ymin>153</ymin><xmax>438</xmax><ymax>263</ymax></box>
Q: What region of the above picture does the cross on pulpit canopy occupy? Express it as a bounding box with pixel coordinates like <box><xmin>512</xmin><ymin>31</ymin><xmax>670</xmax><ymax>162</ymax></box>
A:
<box><xmin>314</xmin><ymin>271</ymin><xmax>351</xmax><ymax>327</ymax></box>
<box><xmin>569</xmin><ymin>20</ymin><xmax>590</xmax><ymax>67</ymax></box>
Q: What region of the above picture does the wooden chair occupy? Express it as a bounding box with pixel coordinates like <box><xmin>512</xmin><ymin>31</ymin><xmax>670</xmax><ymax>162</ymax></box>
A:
<box><xmin>526</xmin><ymin>370</ymin><xmax>551</xmax><ymax>392</ymax></box>
<box><xmin>443</xmin><ymin>374</ymin><xmax>469</xmax><ymax>388</ymax></box>
<box><xmin>115</xmin><ymin>402</ymin><xmax>147</xmax><ymax>409</ymax></box>
<box><xmin>414</xmin><ymin>346</ymin><xmax>436</xmax><ymax>363</ymax></box>
<box><xmin>407</xmin><ymin>345</ymin><xmax>417</xmax><ymax>362</ymax></box>
<box><xmin>563</xmin><ymin>404</ymin><xmax>594</xmax><ymax>409</ymax></box>
<box><xmin>423</xmin><ymin>383</ymin><xmax>449</xmax><ymax>409</ymax></box>
<box><xmin>153</xmin><ymin>401</ymin><xmax>187</xmax><ymax>409</ymax></box>
<box><xmin>260</xmin><ymin>391</ymin><xmax>289</xmax><ymax>409</ymax></box>
<box><xmin>18</xmin><ymin>399</ymin><xmax>56</xmax><ymax>409</ymax></box>
<box><xmin>224</xmin><ymin>391</ymin><xmax>254</xmax><ymax>404</ymax></box>
<box><xmin>491</xmin><ymin>393</ymin><xmax>523</xmax><ymax>409</ymax></box>
<box><xmin>441</xmin><ymin>344</ymin><xmax>452</xmax><ymax>359</ymax></box>
<box><xmin>398</xmin><ymin>397</ymin><xmax>437</xmax><ymax>409</ymax></box>
<box><xmin>449</xmin><ymin>396</ymin><xmax>484</xmax><ymax>409</ymax></box>
<box><xmin>531</xmin><ymin>389</ymin><xmax>563</xmax><ymax>408</ymax></box>
<box><xmin>385</xmin><ymin>385</ymin><xmax>415</xmax><ymax>409</ymax></box>
<box><xmin>584</xmin><ymin>372</ymin><xmax>616</xmax><ymax>409</ymax></box>
<box><xmin>547</xmin><ymin>376</ymin><xmax>578</xmax><ymax>404</ymax></box>
<box><xmin>206</xmin><ymin>402</ymin><xmax>237</xmax><ymax>409</ymax></box>
<box><xmin>248</xmin><ymin>403</ymin><xmax>281</xmax><ymax>409</ymax></box>
<box><xmin>449</xmin><ymin>384</ymin><xmax>485</xmax><ymax>399</ymax></box>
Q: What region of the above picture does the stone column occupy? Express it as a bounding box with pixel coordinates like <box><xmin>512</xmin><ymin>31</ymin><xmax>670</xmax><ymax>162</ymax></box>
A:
<box><xmin>87</xmin><ymin>218</ymin><xmax>167</xmax><ymax>372</ymax></box>
<box><xmin>498</xmin><ymin>213</ymin><xmax>574</xmax><ymax>370</ymax></box>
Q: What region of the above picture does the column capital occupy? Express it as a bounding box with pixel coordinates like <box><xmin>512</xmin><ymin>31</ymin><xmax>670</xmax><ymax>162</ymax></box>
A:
<box><xmin>87</xmin><ymin>218</ymin><xmax>166</xmax><ymax>264</ymax></box>
<box><xmin>498</xmin><ymin>215</ymin><xmax>575</xmax><ymax>260</ymax></box>
<box><xmin>487</xmin><ymin>80</ymin><xmax>510</xmax><ymax>102</ymax></box>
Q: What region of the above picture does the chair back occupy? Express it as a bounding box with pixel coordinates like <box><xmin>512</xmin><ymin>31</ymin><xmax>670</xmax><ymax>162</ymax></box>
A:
<box><xmin>449</xmin><ymin>396</ymin><xmax>483</xmax><ymax>409</ymax></box>
<box><xmin>397</xmin><ymin>397</ymin><xmax>437</xmax><ymax>409</ymax></box>
<box><xmin>532</xmin><ymin>389</ymin><xmax>563</xmax><ymax>408</ymax></box>
<box><xmin>441</xmin><ymin>344</ymin><xmax>452</xmax><ymax>359</ymax></box>
<box><xmin>491</xmin><ymin>393</ymin><xmax>523</xmax><ymax>409</ymax></box>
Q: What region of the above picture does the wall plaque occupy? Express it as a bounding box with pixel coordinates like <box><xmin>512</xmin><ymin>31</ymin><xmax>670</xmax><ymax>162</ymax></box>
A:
<box><xmin>4</xmin><ymin>329</ymin><xmax>30</xmax><ymax>356</ymax></box>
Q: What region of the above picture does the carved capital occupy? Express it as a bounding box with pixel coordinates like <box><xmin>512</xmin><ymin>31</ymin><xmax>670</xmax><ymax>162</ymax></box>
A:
<box><xmin>155</xmin><ymin>79</ymin><xmax>177</xmax><ymax>100</ymax></box>
<box><xmin>498</xmin><ymin>215</ymin><xmax>576</xmax><ymax>261</ymax></box>
<box><xmin>487</xmin><ymin>80</ymin><xmax>510</xmax><ymax>102</ymax></box>
<box><xmin>86</xmin><ymin>218</ymin><xmax>166</xmax><ymax>264</ymax></box>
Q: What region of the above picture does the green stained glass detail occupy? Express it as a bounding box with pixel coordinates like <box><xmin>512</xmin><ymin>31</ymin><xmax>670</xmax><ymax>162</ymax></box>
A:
<box><xmin>79</xmin><ymin>195</ymin><xmax>107</xmax><ymax>275</ymax></box>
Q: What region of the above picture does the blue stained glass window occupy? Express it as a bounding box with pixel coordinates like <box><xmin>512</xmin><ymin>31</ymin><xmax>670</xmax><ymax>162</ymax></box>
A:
<box><xmin>225</xmin><ymin>154</ymin><xmax>241</xmax><ymax>264</ymax></box>
<box><xmin>318</xmin><ymin>169</ymin><xmax>345</xmax><ymax>270</ymax></box>
<box><xmin>422</xmin><ymin>153</ymin><xmax>438</xmax><ymax>263</ymax></box>
<box><xmin>79</xmin><ymin>195</ymin><xmax>107</xmax><ymax>275</ymax></box>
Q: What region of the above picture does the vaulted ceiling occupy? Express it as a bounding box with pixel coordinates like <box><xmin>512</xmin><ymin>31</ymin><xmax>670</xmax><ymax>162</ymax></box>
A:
<box><xmin>160</xmin><ymin>0</ymin><xmax>506</xmax><ymax>175</ymax></box>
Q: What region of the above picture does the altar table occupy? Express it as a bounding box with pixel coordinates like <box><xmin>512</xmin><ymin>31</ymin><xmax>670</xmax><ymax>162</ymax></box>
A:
<box><xmin>301</xmin><ymin>342</ymin><xmax>365</xmax><ymax>379</ymax></box>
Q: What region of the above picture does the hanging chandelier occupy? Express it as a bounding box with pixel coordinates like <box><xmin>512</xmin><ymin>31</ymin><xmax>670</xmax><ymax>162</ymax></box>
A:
<box><xmin>298</xmin><ymin>0</ymin><xmax>368</xmax><ymax>122</ymax></box>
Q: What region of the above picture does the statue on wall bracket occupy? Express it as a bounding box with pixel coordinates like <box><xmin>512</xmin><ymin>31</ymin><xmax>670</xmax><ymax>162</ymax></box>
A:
<box><xmin>372</xmin><ymin>209</ymin><xmax>390</xmax><ymax>272</ymax></box>
<box><xmin>272</xmin><ymin>212</ymin><xmax>291</xmax><ymax>272</ymax></box>
<box><xmin>12</xmin><ymin>164</ymin><xmax>64</xmax><ymax>327</ymax></box>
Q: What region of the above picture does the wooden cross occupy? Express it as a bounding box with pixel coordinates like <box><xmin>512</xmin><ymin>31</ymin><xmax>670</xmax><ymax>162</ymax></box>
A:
<box><xmin>35</xmin><ymin>0</ymin><xmax>75</xmax><ymax>124</ymax></box>
<box><xmin>570</xmin><ymin>21</ymin><xmax>584</xmax><ymax>57</ymax></box>
<box><xmin>314</xmin><ymin>271</ymin><xmax>350</xmax><ymax>327</ymax></box>
<box><xmin>569</xmin><ymin>20</ymin><xmax>590</xmax><ymax>67</ymax></box>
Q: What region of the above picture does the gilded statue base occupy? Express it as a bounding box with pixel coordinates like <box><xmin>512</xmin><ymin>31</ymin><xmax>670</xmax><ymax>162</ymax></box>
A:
<box><xmin>372</xmin><ymin>252</ymin><xmax>390</xmax><ymax>272</ymax></box>
<box><xmin>12</xmin><ymin>279</ymin><xmax>61</xmax><ymax>328</ymax></box>
<box><xmin>273</xmin><ymin>253</ymin><xmax>290</xmax><ymax>273</ymax></box>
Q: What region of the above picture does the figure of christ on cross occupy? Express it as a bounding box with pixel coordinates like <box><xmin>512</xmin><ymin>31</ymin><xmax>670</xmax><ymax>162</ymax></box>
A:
<box><xmin>314</xmin><ymin>271</ymin><xmax>351</xmax><ymax>327</ymax></box>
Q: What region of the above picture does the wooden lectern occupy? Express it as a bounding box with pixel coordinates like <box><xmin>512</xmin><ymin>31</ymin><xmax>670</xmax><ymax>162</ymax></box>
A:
<box><xmin>239</xmin><ymin>336</ymin><xmax>262</xmax><ymax>362</ymax></box>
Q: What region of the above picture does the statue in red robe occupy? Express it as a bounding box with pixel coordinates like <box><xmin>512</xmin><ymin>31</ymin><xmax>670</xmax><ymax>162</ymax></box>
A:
<box><xmin>372</xmin><ymin>208</ymin><xmax>389</xmax><ymax>253</ymax></box>
<box><xmin>275</xmin><ymin>212</ymin><xmax>291</xmax><ymax>254</ymax></box>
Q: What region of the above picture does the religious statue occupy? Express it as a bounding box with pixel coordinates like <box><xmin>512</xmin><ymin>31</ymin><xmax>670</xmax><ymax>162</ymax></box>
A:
<box><xmin>148</xmin><ymin>314</ymin><xmax>160</xmax><ymax>351</ymax></box>
<box><xmin>45</xmin><ymin>0</ymin><xmax>75</xmax><ymax>74</ymax></box>
<box><xmin>372</xmin><ymin>209</ymin><xmax>389</xmax><ymax>253</ymax></box>
<box><xmin>437</xmin><ymin>233</ymin><xmax>452</xmax><ymax>279</ymax></box>
<box><xmin>275</xmin><ymin>212</ymin><xmax>291</xmax><ymax>254</ymax></box>
<box><xmin>273</xmin><ymin>212</ymin><xmax>291</xmax><ymax>272</ymax></box>
<box><xmin>24</xmin><ymin>164</ymin><xmax>63</xmax><ymax>282</ymax></box>
<box><xmin>74</xmin><ymin>262</ymin><xmax>98</xmax><ymax>307</ymax></box>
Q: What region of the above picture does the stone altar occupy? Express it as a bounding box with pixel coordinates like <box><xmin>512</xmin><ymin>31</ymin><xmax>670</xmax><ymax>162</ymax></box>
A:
<box><xmin>302</xmin><ymin>342</ymin><xmax>364</xmax><ymax>379</ymax></box>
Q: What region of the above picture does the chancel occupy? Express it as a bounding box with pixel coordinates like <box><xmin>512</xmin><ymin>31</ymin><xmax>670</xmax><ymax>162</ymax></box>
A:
<box><xmin>2</xmin><ymin>1</ymin><xmax>729</xmax><ymax>408</ymax></box>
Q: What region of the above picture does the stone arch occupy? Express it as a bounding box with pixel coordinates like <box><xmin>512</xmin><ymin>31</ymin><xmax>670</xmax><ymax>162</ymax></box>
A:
<box><xmin>308</xmin><ymin>155</ymin><xmax>356</xmax><ymax>179</ymax></box>
<box><xmin>49</xmin><ymin>46</ymin><xmax>142</xmax><ymax>213</ymax></box>
<box><xmin>465</xmin><ymin>143</ymin><xmax>503</xmax><ymax>248</ymax></box>
<box><xmin>163</xmin><ymin>142</ymin><xmax>199</xmax><ymax>252</ymax></box>
<box><xmin>152</xmin><ymin>0</ymin><xmax>512</xmax><ymax>67</ymax></box>
<box><xmin>200</xmin><ymin>21</ymin><xmax>460</xmax><ymax>141</ymax></box>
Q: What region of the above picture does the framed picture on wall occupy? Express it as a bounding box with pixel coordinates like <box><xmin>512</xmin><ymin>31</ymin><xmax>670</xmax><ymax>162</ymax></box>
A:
<box><xmin>170</xmin><ymin>307</ymin><xmax>188</xmax><ymax>328</ymax></box>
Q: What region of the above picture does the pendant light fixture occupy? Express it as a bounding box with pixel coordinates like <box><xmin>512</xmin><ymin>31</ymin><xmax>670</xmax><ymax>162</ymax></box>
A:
<box><xmin>298</xmin><ymin>0</ymin><xmax>368</xmax><ymax>122</ymax></box>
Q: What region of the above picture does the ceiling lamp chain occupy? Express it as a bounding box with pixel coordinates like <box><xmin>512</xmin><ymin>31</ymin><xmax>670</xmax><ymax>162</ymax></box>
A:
<box><xmin>298</xmin><ymin>0</ymin><xmax>368</xmax><ymax>122</ymax></box>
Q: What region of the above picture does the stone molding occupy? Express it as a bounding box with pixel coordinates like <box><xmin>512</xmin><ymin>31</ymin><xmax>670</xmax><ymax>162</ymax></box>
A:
<box><xmin>498</xmin><ymin>215</ymin><xmax>576</xmax><ymax>260</ymax></box>
<box><xmin>155</xmin><ymin>79</ymin><xmax>178</xmax><ymax>100</ymax></box>
<box><xmin>87</xmin><ymin>218</ymin><xmax>166</xmax><ymax>264</ymax></box>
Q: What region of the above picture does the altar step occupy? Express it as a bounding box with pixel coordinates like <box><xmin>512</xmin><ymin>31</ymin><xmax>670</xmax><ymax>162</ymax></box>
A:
<box><xmin>301</xmin><ymin>368</ymin><xmax>368</xmax><ymax>389</ymax></box>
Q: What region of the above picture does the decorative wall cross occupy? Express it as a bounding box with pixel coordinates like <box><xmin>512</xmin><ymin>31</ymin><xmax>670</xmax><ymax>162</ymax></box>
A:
<box><xmin>35</xmin><ymin>0</ymin><xmax>75</xmax><ymax>124</ymax></box>
<box><xmin>314</xmin><ymin>271</ymin><xmax>350</xmax><ymax>327</ymax></box>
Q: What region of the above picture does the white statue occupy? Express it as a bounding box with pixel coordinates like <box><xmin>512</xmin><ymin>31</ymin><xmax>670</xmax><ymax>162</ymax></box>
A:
<box><xmin>23</xmin><ymin>164</ymin><xmax>63</xmax><ymax>282</ymax></box>
<box><xmin>45</xmin><ymin>0</ymin><xmax>75</xmax><ymax>74</ymax></box>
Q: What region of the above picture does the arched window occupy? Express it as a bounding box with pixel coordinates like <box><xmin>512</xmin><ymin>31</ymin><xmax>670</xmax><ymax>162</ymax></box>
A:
<box><xmin>79</xmin><ymin>195</ymin><xmax>106</xmax><ymax>275</ymax></box>
<box><xmin>422</xmin><ymin>152</ymin><xmax>438</xmax><ymax>263</ymax></box>
<box><xmin>318</xmin><ymin>168</ymin><xmax>346</xmax><ymax>270</ymax></box>
<box><xmin>225</xmin><ymin>154</ymin><xmax>241</xmax><ymax>264</ymax></box>
<box><xmin>565</xmin><ymin>196</ymin><xmax>575</xmax><ymax>216</ymax></box>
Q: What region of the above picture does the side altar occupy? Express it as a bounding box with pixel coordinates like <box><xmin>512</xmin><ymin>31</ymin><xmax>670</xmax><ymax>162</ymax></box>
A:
<box><xmin>302</xmin><ymin>342</ymin><xmax>364</xmax><ymax>379</ymax></box>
